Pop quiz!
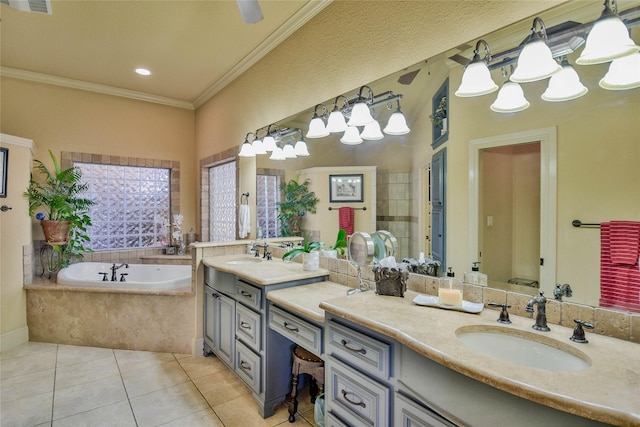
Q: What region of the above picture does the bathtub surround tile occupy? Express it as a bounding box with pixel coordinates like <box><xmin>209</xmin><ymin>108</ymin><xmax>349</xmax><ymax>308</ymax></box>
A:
<box><xmin>129</xmin><ymin>382</ymin><xmax>209</xmax><ymax>427</ymax></box>
<box><xmin>52</xmin><ymin>400</ymin><xmax>136</xmax><ymax>427</ymax></box>
<box><xmin>121</xmin><ymin>359</ymin><xmax>190</xmax><ymax>398</ymax></box>
<box><xmin>53</xmin><ymin>375</ymin><xmax>127</xmax><ymax>420</ymax></box>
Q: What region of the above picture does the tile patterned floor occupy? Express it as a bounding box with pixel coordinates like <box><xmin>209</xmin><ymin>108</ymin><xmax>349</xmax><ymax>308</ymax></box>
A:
<box><xmin>1</xmin><ymin>342</ymin><xmax>319</xmax><ymax>427</ymax></box>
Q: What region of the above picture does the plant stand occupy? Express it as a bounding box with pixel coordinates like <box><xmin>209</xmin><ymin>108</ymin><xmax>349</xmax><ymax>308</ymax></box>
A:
<box><xmin>39</xmin><ymin>243</ymin><xmax>63</xmax><ymax>279</ymax></box>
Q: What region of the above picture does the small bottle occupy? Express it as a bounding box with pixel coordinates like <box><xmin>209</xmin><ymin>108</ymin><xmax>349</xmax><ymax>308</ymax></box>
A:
<box><xmin>439</xmin><ymin>267</ymin><xmax>463</xmax><ymax>306</ymax></box>
<box><xmin>464</xmin><ymin>262</ymin><xmax>488</xmax><ymax>287</ymax></box>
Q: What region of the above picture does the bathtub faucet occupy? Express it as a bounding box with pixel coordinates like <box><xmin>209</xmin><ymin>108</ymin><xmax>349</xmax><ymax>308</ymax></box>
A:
<box><xmin>111</xmin><ymin>263</ymin><xmax>129</xmax><ymax>282</ymax></box>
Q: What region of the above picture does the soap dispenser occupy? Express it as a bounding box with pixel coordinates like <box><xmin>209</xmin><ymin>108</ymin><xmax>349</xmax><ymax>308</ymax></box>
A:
<box><xmin>464</xmin><ymin>262</ymin><xmax>488</xmax><ymax>287</ymax></box>
<box><xmin>439</xmin><ymin>267</ymin><xmax>463</xmax><ymax>306</ymax></box>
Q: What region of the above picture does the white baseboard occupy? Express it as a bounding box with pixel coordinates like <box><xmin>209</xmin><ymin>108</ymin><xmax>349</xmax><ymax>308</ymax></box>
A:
<box><xmin>193</xmin><ymin>338</ymin><xmax>204</xmax><ymax>357</ymax></box>
<box><xmin>0</xmin><ymin>326</ymin><xmax>29</xmax><ymax>353</ymax></box>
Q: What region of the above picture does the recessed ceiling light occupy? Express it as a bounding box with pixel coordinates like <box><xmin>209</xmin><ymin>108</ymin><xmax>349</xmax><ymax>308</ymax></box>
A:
<box><xmin>135</xmin><ymin>68</ymin><xmax>151</xmax><ymax>76</ymax></box>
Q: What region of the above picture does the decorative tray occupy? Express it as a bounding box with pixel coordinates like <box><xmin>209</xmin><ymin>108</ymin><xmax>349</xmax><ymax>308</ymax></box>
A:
<box><xmin>412</xmin><ymin>295</ymin><xmax>484</xmax><ymax>314</ymax></box>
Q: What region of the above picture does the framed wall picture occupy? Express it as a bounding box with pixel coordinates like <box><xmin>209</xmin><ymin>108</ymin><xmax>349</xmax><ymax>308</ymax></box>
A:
<box><xmin>431</xmin><ymin>78</ymin><xmax>449</xmax><ymax>149</ymax></box>
<box><xmin>329</xmin><ymin>174</ymin><xmax>363</xmax><ymax>203</ymax></box>
<box><xmin>0</xmin><ymin>148</ymin><xmax>7</xmax><ymax>198</ymax></box>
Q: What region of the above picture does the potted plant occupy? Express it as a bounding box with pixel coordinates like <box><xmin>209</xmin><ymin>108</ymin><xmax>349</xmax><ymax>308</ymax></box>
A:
<box><xmin>277</xmin><ymin>173</ymin><xmax>319</xmax><ymax>237</ymax></box>
<box><xmin>429</xmin><ymin>96</ymin><xmax>448</xmax><ymax>134</ymax></box>
<box><xmin>282</xmin><ymin>237</ymin><xmax>323</xmax><ymax>271</ymax></box>
<box><xmin>24</xmin><ymin>150</ymin><xmax>94</xmax><ymax>271</ymax></box>
<box><xmin>321</xmin><ymin>229</ymin><xmax>348</xmax><ymax>259</ymax></box>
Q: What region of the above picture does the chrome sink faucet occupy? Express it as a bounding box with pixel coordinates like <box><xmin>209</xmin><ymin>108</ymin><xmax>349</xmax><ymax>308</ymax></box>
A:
<box><xmin>526</xmin><ymin>291</ymin><xmax>550</xmax><ymax>331</ymax></box>
<box><xmin>110</xmin><ymin>263</ymin><xmax>129</xmax><ymax>282</ymax></box>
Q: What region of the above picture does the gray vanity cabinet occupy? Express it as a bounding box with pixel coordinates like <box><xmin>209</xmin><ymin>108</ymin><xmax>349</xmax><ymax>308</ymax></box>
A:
<box><xmin>203</xmin><ymin>265</ymin><xmax>327</xmax><ymax>418</ymax></box>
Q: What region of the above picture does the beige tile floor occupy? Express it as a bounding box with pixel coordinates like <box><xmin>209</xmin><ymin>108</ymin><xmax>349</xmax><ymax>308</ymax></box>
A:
<box><xmin>1</xmin><ymin>342</ymin><xmax>320</xmax><ymax>427</ymax></box>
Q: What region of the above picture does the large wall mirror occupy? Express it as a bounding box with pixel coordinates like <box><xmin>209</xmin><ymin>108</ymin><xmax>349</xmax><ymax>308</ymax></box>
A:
<box><xmin>250</xmin><ymin>0</ymin><xmax>640</xmax><ymax>310</ymax></box>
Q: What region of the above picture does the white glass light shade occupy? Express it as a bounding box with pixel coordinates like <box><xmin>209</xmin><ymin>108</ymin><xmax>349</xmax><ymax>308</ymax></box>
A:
<box><xmin>340</xmin><ymin>126</ymin><xmax>363</xmax><ymax>145</ymax></box>
<box><xmin>294</xmin><ymin>140</ymin><xmax>310</xmax><ymax>156</ymax></box>
<box><xmin>541</xmin><ymin>62</ymin><xmax>588</xmax><ymax>102</ymax></box>
<box><xmin>238</xmin><ymin>142</ymin><xmax>255</xmax><ymax>157</ymax></box>
<box><xmin>383</xmin><ymin>111</ymin><xmax>410</xmax><ymax>135</ymax></box>
<box><xmin>306</xmin><ymin>117</ymin><xmax>329</xmax><ymax>138</ymax></box>
<box><xmin>455</xmin><ymin>60</ymin><xmax>499</xmax><ymax>97</ymax></box>
<box><xmin>269</xmin><ymin>146</ymin><xmax>286</xmax><ymax>160</ymax></box>
<box><xmin>282</xmin><ymin>144</ymin><xmax>297</xmax><ymax>159</ymax></box>
<box><xmin>251</xmin><ymin>138</ymin><xmax>267</xmax><ymax>155</ymax></box>
<box><xmin>262</xmin><ymin>135</ymin><xmax>277</xmax><ymax>152</ymax></box>
<box><xmin>599</xmin><ymin>53</ymin><xmax>640</xmax><ymax>90</ymax></box>
<box><xmin>576</xmin><ymin>15</ymin><xmax>640</xmax><ymax>65</ymax></box>
<box><xmin>511</xmin><ymin>39</ymin><xmax>562</xmax><ymax>83</ymax></box>
<box><xmin>347</xmin><ymin>102</ymin><xmax>374</xmax><ymax>126</ymax></box>
<box><xmin>361</xmin><ymin>120</ymin><xmax>384</xmax><ymax>141</ymax></box>
<box><xmin>490</xmin><ymin>81</ymin><xmax>530</xmax><ymax>113</ymax></box>
<box><xmin>326</xmin><ymin>110</ymin><xmax>348</xmax><ymax>133</ymax></box>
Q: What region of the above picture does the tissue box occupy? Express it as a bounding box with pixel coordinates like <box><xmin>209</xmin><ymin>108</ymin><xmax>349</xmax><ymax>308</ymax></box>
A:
<box><xmin>373</xmin><ymin>266</ymin><xmax>408</xmax><ymax>297</ymax></box>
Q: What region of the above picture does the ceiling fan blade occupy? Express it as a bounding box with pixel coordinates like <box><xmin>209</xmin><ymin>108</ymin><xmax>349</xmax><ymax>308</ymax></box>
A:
<box><xmin>237</xmin><ymin>0</ymin><xmax>263</xmax><ymax>24</ymax></box>
<box><xmin>449</xmin><ymin>54</ymin><xmax>470</xmax><ymax>66</ymax></box>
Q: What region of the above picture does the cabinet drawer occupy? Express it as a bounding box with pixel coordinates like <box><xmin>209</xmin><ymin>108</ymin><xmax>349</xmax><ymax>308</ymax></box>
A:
<box><xmin>236</xmin><ymin>303</ymin><xmax>261</xmax><ymax>352</ymax></box>
<box><xmin>235</xmin><ymin>340</ymin><xmax>262</xmax><ymax>393</ymax></box>
<box><xmin>327</xmin><ymin>321</ymin><xmax>391</xmax><ymax>379</ymax></box>
<box><xmin>326</xmin><ymin>411</ymin><xmax>349</xmax><ymax>427</ymax></box>
<box><xmin>269</xmin><ymin>305</ymin><xmax>322</xmax><ymax>357</ymax></box>
<box><xmin>326</xmin><ymin>357</ymin><xmax>390</xmax><ymax>426</ymax></box>
<box><xmin>394</xmin><ymin>392</ymin><xmax>457</xmax><ymax>427</ymax></box>
<box><xmin>236</xmin><ymin>280</ymin><xmax>262</xmax><ymax>310</ymax></box>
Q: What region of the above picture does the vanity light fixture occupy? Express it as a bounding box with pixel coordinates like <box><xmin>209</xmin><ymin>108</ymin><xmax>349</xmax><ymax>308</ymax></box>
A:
<box><xmin>326</xmin><ymin>95</ymin><xmax>350</xmax><ymax>133</ymax></box>
<box><xmin>511</xmin><ymin>17</ymin><xmax>562</xmax><ymax>83</ymax></box>
<box><xmin>491</xmin><ymin>66</ymin><xmax>530</xmax><ymax>113</ymax></box>
<box><xmin>541</xmin><ymin>57</ymin><xmax>588</xmax><ymax>102</ymax></box>
<box><xmin>238</xmin><ymin>132</ymin><xmax>256</xmax><ymax>157</ymax></box>
<box><xmin>306</xmin><ymin>104</ymin><xmax>330</xmax><ymax>138</ymax></box>
<box><xmin>347</xmin><ymin>85</ymin><xmax>375</xmax><ymax>126</ymax></box>
<box><xmin>383</xmin><ymin>100</ymin><xmax>410</xmax><ymax>135</ymax></box>
<box><xmin>282</xmin><ymin>143</ymin><xmax>297</xmax><ymax>159</ymax></box>
<box><xmin>293</xmin><ymin>130</ymin><xmax>310</xmax><ymax>156</ymax></box>
<box><xmin>455</xmin><ymin>39</ymin><xmax>499</xmax><ymax>97</ymax></box>
<box><xmin>262</xmin><ymin>124</ymin><xmax>280</xmax><ymax>152</ymax></box>
<box><xmin>269</xmin><ymin>145</ymin><xmax>286</xmax><ymax>161</ymax></box>
<box><xmin>340</xmin><ymin>126</ymin><xmax>363</xmax><ymax>145</ymax></box>
<box><xmin>135</xmin><ymin>68</ymin><xmax>151</xmax><ymax>76</ymax></box>
<box><xmin>576</xmin><ymin>0</ymin><xmax>640</xmax><ymax>65</ymax></box>
<box><xmin>361</xmin><ymin>120</ymin><xmax>384</xmax><ymax>141</ymax></box>
<box><xmin>251</xmin><ymin>128</ymin><xmax>267</xmax><ymax>155</ymax></box>
<box><xmin>599</xmin><ymin>52</ymin><xmax>640</xmax><ymax>90</ymax></box>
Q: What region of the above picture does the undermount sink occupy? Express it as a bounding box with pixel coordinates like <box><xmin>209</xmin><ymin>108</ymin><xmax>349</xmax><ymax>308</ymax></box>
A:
<box><xmin>226</xmin><ymin>258</ymin><xmax>263</xmax><ymax>265</ymax></box>
<box><xmin>456</xmin><ymin>326</ymin><xmax>591</xmax><ymax>372</ymax></box>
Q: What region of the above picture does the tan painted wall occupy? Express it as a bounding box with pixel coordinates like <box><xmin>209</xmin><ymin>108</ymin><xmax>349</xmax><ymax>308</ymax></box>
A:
<box><xmin>0</xmin><ymin>135</ymin><xmax>33</xmax><ymax>349</ymax></box>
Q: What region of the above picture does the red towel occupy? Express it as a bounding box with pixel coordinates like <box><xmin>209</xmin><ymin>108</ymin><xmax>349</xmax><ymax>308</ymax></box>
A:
<box><xmin>338</xmin><ymin>207</ymin><xmax>354</xmax><ymax>236</ymax></box>
<box><xmin>609</xmin><ymin>220</ymin><xmax>640</xmax><ymax>265</ymax></box>
<box><xmin>600</xmin><ymin>222</ymin><xmax>640</xmax><ymax>313</ymax></box>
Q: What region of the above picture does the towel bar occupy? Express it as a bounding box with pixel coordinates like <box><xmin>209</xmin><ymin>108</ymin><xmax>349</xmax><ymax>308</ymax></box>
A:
<box><xmin>328</xmin><ymin>206</ymin><xmax>366</xmax><ymax>211</ymax></box>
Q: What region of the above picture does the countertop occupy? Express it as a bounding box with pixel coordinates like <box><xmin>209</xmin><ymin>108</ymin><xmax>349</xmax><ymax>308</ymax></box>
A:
<box><xmin>318</xmin><ymin>290</ymin><xmax>640</xmax><ymax>426</ymax></box>
<box><xmin>266</xmin><ymin>281</ymin><xmax>350</xmax><ymax>323</ymax></box>
<box><xmin>203</xmin><ymin>254</ymin><xmax>329</xmax><ymax>286</ymax></box>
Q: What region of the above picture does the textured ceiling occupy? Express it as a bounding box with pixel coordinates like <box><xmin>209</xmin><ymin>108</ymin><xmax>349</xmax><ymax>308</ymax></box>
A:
<box><xmin>0</xmin><ymin>0</ymin><xmax>329</xmax><ymax>108</ymax></box>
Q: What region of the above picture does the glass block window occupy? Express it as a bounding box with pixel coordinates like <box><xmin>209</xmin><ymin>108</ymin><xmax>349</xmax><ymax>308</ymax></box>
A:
<box><xmin>75</xmin><ymin>163</ymin><xmax>170</xmax><ymax>250</ymax></box>
<box><xmin>257</xmin><ymin>174</ymin><xmax>281</xmax><ymax>238</ymax></box>
<box><xmin>209</xmin><ymin>161</ymin><xmax>236</xmax><ymax>241</ymax></box>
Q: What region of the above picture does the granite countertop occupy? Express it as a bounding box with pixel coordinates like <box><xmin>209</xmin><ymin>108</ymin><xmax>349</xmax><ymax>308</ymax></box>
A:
<box><xmin>319</xmin><ymin>290</ymin><xmax>640</xmax><ymax>426</ymax></box>
<box><xmin>203</xmin><ymin>254</ymin><xmax>329</xmax><ymax>286</ymax></box>
<box><xmin>266</xmin><ymin>281</ymin><xmax>350</xmax><ymax>323</ymax></box>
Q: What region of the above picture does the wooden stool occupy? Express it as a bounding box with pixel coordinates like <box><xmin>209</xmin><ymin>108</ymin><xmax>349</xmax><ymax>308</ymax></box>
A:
<box><xmin>287</xmin><ymin>345</ymin><xmax>324</xmax><ymax>423</ymax></box>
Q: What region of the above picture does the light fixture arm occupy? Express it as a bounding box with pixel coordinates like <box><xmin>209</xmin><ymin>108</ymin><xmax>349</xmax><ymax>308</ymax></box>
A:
<box><xmin>244</xmin><ymin>131</ymin><xmax>256</xmax><ymax>143</ymax></box>
<box><xmin>532</xmin><ymin>17</ymin><xmax>549</xmax><ymax>42</ymax></box>
<box><xmin>357</xmin><ymin>85</ymin><xmax>375</xmax><ymax>104</ymax></box>
<box><xmin>332</xmin><ymin>95</ymin><xmax>351</xmax><ymax>113</ymax></box>
<box><xmin>473</xmin><ymin>39</ymin><xmax>493</xmax><ymax>64</ymax></box>
<box><xmin>312</xmin><ymin>103</ymin><xmax>328</xmax><ymax>119</ymax></box>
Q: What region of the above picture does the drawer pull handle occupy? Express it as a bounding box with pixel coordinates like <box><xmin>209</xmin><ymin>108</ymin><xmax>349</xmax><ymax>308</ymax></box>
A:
<box><xmin>240</xmin><ymin>321</ymin><xmax>251</xmax><ymax>330</ymax></box>
<box><xmin>239</xmin><ymin>361</ymin><xmax>251</xmax><ymax>371</ymax></box>
<box><xmin>341</xmin><ymin>339</ymin><xmax>367</xmax><ymax>355</ymax></box>
<box><xmin>284</xmin><ymin>322</ymin><xmax>299</xmax><ymax>332</ymax></box>
<box><xmin>240</xmin><ymin>290</ymin><xmax>252</xmax><ymax>299</ymax></box>
<box><xmin>341</xmin><ymin>389</ymin><xmax>366</xmax><ymax>408</ymax></box>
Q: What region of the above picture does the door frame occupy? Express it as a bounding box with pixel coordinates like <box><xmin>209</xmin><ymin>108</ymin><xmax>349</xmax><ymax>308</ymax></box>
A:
<box><xmin>468</xmin><ymin>127</ymin><xmax>557</xmax><ymax>294</ymax></box>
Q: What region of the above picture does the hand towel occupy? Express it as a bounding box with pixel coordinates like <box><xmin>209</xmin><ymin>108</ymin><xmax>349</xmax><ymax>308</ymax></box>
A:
<box><xmin>609</xmin><ymin>220</ymin><xmax>640</xmax><ymax>265</ymax></box>
<box><xmin>338</xmin><ymin>206</ymin><xmax>355</xmax><ymax>236</ymax></box>
<box><xmin>239</xmin><ymin>205</ymin><xmax>251</xmax><ymax>238</ymax></box>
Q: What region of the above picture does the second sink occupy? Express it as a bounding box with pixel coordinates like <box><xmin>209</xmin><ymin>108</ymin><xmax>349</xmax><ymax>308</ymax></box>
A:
<box><xmin>456</xmin><ymin>325</ymin><xmax>591</xmax><ymax>372</ymax></box>
<box><xmin>226</xmin><ymin>258</ymin><xmax>263</xmax><ymax>265</ymax></box>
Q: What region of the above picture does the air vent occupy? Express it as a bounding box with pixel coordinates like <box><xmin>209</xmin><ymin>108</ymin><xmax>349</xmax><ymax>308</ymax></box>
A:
<box><xmin>1</xmin><ymin>0</ymin><xmax>52</xmax><ymax>14</ymax></box>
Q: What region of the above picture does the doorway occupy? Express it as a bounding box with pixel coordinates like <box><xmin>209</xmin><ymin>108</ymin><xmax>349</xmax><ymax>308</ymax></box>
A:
<box><xmin>468</xmin><ymin>127</ymin><xmax>557</xmax><ymax>295</ymax></box>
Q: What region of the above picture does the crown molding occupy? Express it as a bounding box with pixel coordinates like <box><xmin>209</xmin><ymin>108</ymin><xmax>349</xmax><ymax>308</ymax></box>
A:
<box><xmin>0</xmin><ymin>66</ymin><xmax>195</xmax><ymax>110</ymax></box>
<box><xmin>192</xmin><ymin>0</ymin><xmax>333</xmax><ymax>108</ymax></box>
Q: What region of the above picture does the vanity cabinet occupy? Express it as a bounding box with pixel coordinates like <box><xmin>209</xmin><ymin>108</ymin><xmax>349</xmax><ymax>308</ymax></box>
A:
<box><xmin>203</xmin><ymin>265</ymin><xmax>327</xmax><ymax>418</ymax></box>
